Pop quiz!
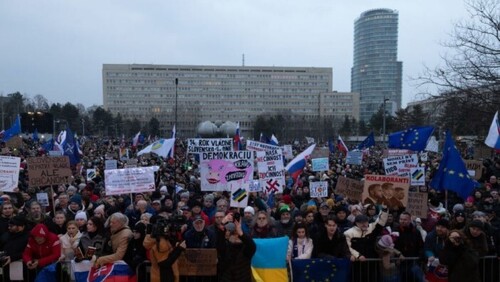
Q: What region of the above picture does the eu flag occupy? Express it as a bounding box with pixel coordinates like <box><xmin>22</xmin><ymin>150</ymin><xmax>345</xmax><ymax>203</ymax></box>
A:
<box><xmin>430</xmin><ymin>131</ymin><xmax>478</xmax><ymax>199</ymax></box>
<box><xmin>291</xmin><ymin>258</ymin><xmax>350</xmax><ymax>282</ymax></box>
<box><xmin>357</xmin><ymin>132</ymin><xmax>375</xmax><ymax>150</ymax></box>
<box><xmin>1</xmin><ymin>114</ymin><xmax>21</xmax><ymax>142</ymax></box>
<box><xmin>328</xmin><ymin>138</ymin><xmax>335</xmax><ymax>153</ymax></box>
<box><xmin>388</xmin><ymin>126</ymin><xmax>434</xmax><ymax>151</ymax></box>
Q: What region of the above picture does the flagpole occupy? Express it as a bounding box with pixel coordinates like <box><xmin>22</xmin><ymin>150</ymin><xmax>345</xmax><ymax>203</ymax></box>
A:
<box><xmin>173</xmin><ymin>78</ymin><xmax>179</xmax><ymax>206</ymax></box>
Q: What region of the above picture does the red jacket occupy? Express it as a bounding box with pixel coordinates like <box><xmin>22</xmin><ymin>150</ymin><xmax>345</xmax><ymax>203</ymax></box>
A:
<box><xmin>22</xmin><ymin>223</ymin><xmax>61</xmax><ymax>267</ymax></box>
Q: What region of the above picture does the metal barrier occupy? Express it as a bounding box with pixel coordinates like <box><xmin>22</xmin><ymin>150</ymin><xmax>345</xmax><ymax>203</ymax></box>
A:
<box><xmin>1</xmin><ymin>256</ymin><xmax>498</xmax><ymax>282</ymax></box>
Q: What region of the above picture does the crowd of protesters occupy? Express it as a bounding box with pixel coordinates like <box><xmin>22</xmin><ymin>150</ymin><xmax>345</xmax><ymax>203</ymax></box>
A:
<box><xmin>0</xmin><ymin>136</ymin><xmax>499</xmax><ymax>282</ymax></box>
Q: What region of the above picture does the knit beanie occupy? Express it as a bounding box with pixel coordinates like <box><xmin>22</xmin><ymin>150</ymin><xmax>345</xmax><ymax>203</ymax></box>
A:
<box><xmin>244</xmin><ymin>206</ymin><xmax>255</xmax><ymax>215</ymax></box>
<box><xmin>75</xmin><ymin>211</ymin><xmax>87</xmax><ymax>221</ymax></box>
<box><xmin>378</xmin><ymin>235</ymin><xmax>394</xmax><ymax>249</ymax></box>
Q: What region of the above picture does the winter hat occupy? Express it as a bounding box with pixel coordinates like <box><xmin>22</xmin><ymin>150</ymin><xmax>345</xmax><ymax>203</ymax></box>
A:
<box><xmin>244</xmin><ymin>206</ymin><xmax>255</xmax><ymax>215</ymax></box>
<box><xmin>378</xmin><ymin>235</ymin><xmax>394</xmax><ymax>249</ymax></box>
<box><xmin>160</xmin><ymin>186</ymin><xmax>168</xmax><ymax>193</ymax></box>
<box><xmin>225</xmin><ymin>222</ymin><xmax>236</xmax><ymax>233</ymax></box>
<box><xmin>429</xmin><ymin>198</ymin><xmax>440</xmax><ymax>207</ymax></box>
<box><xmin>436</xmin><ymin>218</ymin><xmax>450</xmax><ymax>229</ymax></box>
<box><xmin>75</xmin><ymin>211</ymin><xmax>88</xmax><ymax>221</ymax></box>
<box><xmin>472</xmin><ymin>211</ymin><xmax>486</xmax><ymax>218</ymax></box>
<box><xmin>133</xmin><ymin>222</ymin><xmax>147</xmax><ymax>237</ymax></box>
<box><xmin>468</xmin><ymin>220</ymin><xmax>484</xmax><ymax>230</ymax></box>
<box><xmin>70</xmin><ymin>195</ymin><xmax>82</xmax><ymax>205</ymax></box>
<box><xmin>282</xmin><ymin>195</ymin><xmax>292</xmax><ymax>205</ymax></box>
<box><xmin>180</xmin><ymin>192</ymin><xmax>190</xmax><ymax>199</ymax></box>
<box><xmin>452</xmin><ymin>204</ymin><xmax>464</xmax><ymax>213</ymax></box>
<box><xmin>31</xmin><ymin>223</ymin><xmax>50</xmax><ymax>238</ymax></box>
<box><xmin>466</xmin><ymin>196</ymin><xmax>475</xmax><ymax>203</ymax></box>
<box><xmin>204</xmin><ymin>194</ymin><xmax>214</xmax><ymax>202</ymax></box>
<box><xmin>279</xmin><ymin>204</ymin><xmax>291</xmax><ymax>214</ymax></box>
<box><xmin>9</xmin><ymin>215</ymin><xmax>27</xmax><ymax>226</ymax></box>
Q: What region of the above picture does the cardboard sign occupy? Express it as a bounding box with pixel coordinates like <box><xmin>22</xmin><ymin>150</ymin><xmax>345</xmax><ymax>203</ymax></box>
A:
<box><xmin>311</xmin><ymin>158</ymin><xmax>329</xmax><ymax>172</ymax></box>
<box><xmin>104</xmin><ymin>166</ymin><xmax>157</xmax><ymax>195</ymax></box>
<box><xmin>406</xmin><ymin>191</ymin><xmax>428</xmax><ymax>219</ymax></box>
<box><xmin>334</xmin><ymin>176</ymin><xmax>364</xmax><ymax>201</ymax></box>
<box><xmin>383</xmin><ymin>154</ymin><xmax>418</xmax><ymax>177</ymax></box>
<box><xmin>362</xmin><ymin>174</ymin><xmax>410</xmax><ymax>211</ymax></box>
<box><xmin>310</xmin><ymin>181</ymin><xmax>328</xmax><ymax>198</ymax></box>
<box><xmin>229</xmin><ymin>182</ymin><xmax>249</xmax><ymax>208</ymax></box>
<box><xmin>0</xmin><ymin>156</ymin><xmax>21</xmax><ymax>192</ymax></box>
<box><xmin>282</xmin><ymin>145</ymin><xmax>294</xmax><ymax>160</ymax></box>
<box><xmin>27</xmin><ymin>156</ymin><xmax>72</xmax><ymax>187</ymax></box>
<box><xmin>248</xmin><ymin>180</ymin><xmax>261</xmax><ymax>192</ymax></box>
<box><xmin>187</xmin><ymin>138</ymin><xmax>233</xmax><ymax>153</ymax></box>
<box><xmin>178</xmin><ymin>249</ymin><xmax>217</xmax><ymax>276</ymax></box>
<box><xmin>200</xmin><ymin>151</ymin><xmax>254</xmax><ymax>191</ymax></box>
<box><xmin>464</xmin><ymin>160</ymin><xmax>483</xmax><ymax>180</ymax></box>
<box><xmin>86</xmin><ymin>169</ymin><xmax>97</xmax><ymax>181</ymax></box>
<box><xmin>311</xmin><ymin>147</ymin><xmax>329</xmax><ymax>159</ymax></box>
<box><xmin>246</xmin><ymin>140</ymin><xmax>280</xmax><ymax>152</ymax></box>
<box><xmin>383</xmin><ymin>149</ymin><xmax>413</xmax><ymax>157</ymax></box>
<box><xmin>36</xmin><ymin>192</ymin><xmax>49</xmax><ymax>207</ymax></box>
<box><xmin>410</xmin><ymin>167</ymin><xmax>426</xmax><ymax>186</ymax></box>
<box><xmin>105</xmin><ymin>159</ymin><xmax>118</xmax><ymax>170</ymax></box>
<box><xmin>256</xmin><ymin>149</ymin><xmax>285</xmax><ymax>194</ymax></box>
<box><xmin>5</xmin><ymin>136</ymin><xmax>23</xmax><ymax>149</ymax></box>
<box><xmin>346</xmin><ymin>151</ymin><xmax>363</xmax><ymax>165</ymax></box>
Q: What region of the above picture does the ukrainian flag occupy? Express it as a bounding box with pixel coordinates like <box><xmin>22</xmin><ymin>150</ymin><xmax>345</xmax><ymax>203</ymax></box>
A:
<box><xmin>251</xmin><ymin>236</ymin><xmax>289</xmax><ymax>282</ymax></box>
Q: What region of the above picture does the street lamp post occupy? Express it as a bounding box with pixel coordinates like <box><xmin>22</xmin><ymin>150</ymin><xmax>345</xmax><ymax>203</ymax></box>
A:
<box><xmin>382</xmin><ymin>97</ymin><xmax>390</xmax><ymax>146</ymax></box>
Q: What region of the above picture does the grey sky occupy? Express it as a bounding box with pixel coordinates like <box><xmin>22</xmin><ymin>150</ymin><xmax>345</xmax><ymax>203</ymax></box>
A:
<box><xmin>1</xmin><ymin>0</ymin><xmax>470</xmax><ymax>109</ymax></box>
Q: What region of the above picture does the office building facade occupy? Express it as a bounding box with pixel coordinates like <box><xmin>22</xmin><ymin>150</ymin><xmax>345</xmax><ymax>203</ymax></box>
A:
<box><xmin>103</xmin><ymin>64</ymin><xmax>360</xmax><ymax>137</ymax></box>
<box><xmin>351</xmin><ymin>8</ymin><xmax>402</xmax><ymax>122</ymax></box>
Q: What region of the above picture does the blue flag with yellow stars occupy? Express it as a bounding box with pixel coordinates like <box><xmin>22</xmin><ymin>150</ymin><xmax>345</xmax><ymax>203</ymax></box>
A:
<box><xmin>430</xmin><ymin>131</ymin><xmax>478</xmax><ymax>199</ymax></box>
<box><xmin>388</xmin><ymin>126</ymin><xmax>434</xmax><ymax>151</ymax></box>
<box><xmin>291</xmin><ymin>258</ymin><xmax>350</xmax><ymax>282</ymax></box>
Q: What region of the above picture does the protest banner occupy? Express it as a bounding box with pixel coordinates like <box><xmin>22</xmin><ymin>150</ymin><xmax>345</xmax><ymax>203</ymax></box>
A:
<box><xmin>310</xmin><ymin>181</ymin><xmax>328</xmax><ymax>198</ymax></box>
<box><xmin>5</xmin><ymin>136</ymin><xmax>24</xmax><ymax>149</ymax></box>
<box><xmin>410</xmin><ymin>167</ymin><xmax>426</xmax><ymax>186</ymax></box>
<box><xmin>406</xmin><ymin>191</ymin><xmax>428</xmax><ymax>218</ymax></box>
<box><xmin>282</xmin><ymin>145</ymin><xmax>294</xmax><ymax>160</ymax></box>
<box><xmin>178</xmin><ymin>249</ymin><xmax>218</xmax><ymax>276</ymax></box>
<box><xmin>311</xmin><ymin>158</ymin><xmax>329</xmax><ymax>172</ymax></box>
<box><xmin>27</xmin><ymin>156</ymin><xmax>72</xmax><ymax>187</ymax></box>
<box><xmin>105</xmin><ymin>159</ymin><xmax>118</xmax><ymax>170</ymax></box>
<box><xmin>464</xmin><ymin>160</ymin><xmax>483</xmax><ymax>180</ymax></box>
<box><xmin>383</xmin><ymin>154</ymin><xmax>418</xmax><ymax>177</ymax></box>
<box><xmin>36</xmin><ymin>192</ymin><xmax>49</xmax><ymax>207</ymax></box>
<box><xmin>48</xmin><ymin>150</ymin><xmax>63</xmax><ymax>156</ymax></box>
<box><xmin>362</xmin><ymin>174</ymin><xmax>410</xmax><ymax>210</ymax></box>
<box><xmin>0</xmin><ymin>156</ymin><xmax>21</xmax><ymax>192</ymax></box>
<box><xmin>311</xmin><ymin>147</ymin><xmax>329</xmax><ymax>159</ymax></box>
<box><xmin>383</xmin><ymin>149</ymin><xmax>413</xmax><ymax>157</ymax></box>
<box><xmin>187</xmin><ymin>138</ymin><xmax>233</xmax><ymax>153</ymax></box>
<box><xmin>334</xmin><ymin>176</ymin><xmax>364</xmax><ymax>202</ymax></box>
<box><xmin>124</xmin><ymin>158</ymin><xmax>138</xmax><ymax>168</ymax></box>
<box><xmin>229</xmin><ymin>182</ymin><xmax>249</xmax><ymax>208</ymax></box>
<box><xmin>200</xmin><ymin>151</ymin><xmax>254</xmax><ymax>191</ymax></box>
<box><xmin>346</xmin><ymin>151</ymin><xmax>363</xmax><ymax>165</ymax></box>
<box><xmin>86</xmin><ymin>169</ymin><xmax>97</xmax><ymax>181</ymax></box>
<box><xmin>104</xmin><ymin>166</ymin><xmax>157</xmax><ymax>195</ymax></box>
<box><xmin>246</xmin><ymin>140</ymin><xmax>280</xmax><ymax>152</ymax></box>
<box><xmin>256</xmin><ymin>149</ymin><xmax>285</xmax><ymax>194</ymax></box>
<box><xmin>248</xmin><ymin>180</ymin><xmax>261</xmax><ymax>192</ymax></box>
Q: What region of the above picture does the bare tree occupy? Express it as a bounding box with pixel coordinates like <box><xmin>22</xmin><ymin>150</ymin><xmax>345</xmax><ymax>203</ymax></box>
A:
<box><xmin>416</xmin><ymin>0</ymin><xmax>499</xmax><ymax>113</ymax></box>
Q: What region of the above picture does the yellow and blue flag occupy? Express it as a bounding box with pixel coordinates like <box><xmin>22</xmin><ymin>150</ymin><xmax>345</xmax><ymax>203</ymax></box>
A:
<box><xmin>251</xmin><ymin>236</ymin><xmax>289</xmax><ymax>282</ymax></box>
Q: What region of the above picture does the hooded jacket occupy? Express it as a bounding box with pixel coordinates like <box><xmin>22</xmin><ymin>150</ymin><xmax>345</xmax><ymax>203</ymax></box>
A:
<box><xmin>22</xmin><ymin>223</ymin><xmax>61</xmax><ymax>267</ymax></box>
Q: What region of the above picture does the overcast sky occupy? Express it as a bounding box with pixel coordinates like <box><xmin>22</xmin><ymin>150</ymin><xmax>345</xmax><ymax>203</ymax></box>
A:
<box><xmin>0</xmin><ymin>0</ymin><xmax>471</xmax><ymax>108</ymax></box>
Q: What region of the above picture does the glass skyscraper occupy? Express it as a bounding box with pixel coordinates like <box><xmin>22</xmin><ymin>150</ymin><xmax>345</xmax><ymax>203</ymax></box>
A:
<box><xmin>351</xmin><ymin>8</ymin><xmax>402</xmax><ymax>122</ymax></box>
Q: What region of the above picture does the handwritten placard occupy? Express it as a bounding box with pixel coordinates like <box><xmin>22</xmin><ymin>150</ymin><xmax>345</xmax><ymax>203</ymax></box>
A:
<box><xmin>27</xmin><ymin>156</ymin><xmax>72</xmax><ymax>187</ymax></box>
<box><xmin>334</xmin><ymin>176</ymin><xmax>364</xmax><ymax>201</ymax></box>
<box><xmin>178</xmin><ymin>249</ymin><xmax>218</xmax><ymax>276</ymax></box>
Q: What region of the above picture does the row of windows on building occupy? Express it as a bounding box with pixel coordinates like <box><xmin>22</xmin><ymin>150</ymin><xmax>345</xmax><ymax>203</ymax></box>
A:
<box><xmin>105</xmin><ymin>72</ymin><xmax>328</xmax><ymax>80</ymax></box>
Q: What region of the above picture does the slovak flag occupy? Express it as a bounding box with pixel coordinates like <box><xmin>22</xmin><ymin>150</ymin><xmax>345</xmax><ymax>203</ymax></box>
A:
<box><xmin>132</xmin><ymin>132</ymin><xmax>140</xmax><ymax>148</ymax></box>
<box><xmin>285</xmin><ymin>144</ymin><xmax>316</xmax><ymax>182</ymax></box>
<box><xmin>337</xmin><ymin>135</ymin><xmax>349</xmax><ymax>155</ymax></box>
<box><xmin>86</xmin><ymin>260</ymin><xmax>131</xmax><ymax>282</ymax></box>
<box><xmin>234</xmin><ymin>122</ymin><xmax>242</xmax><ymax>150</ymax></box>
<box><xmin>485</xmin><ymin>111</ymin><xmax>500</xmax><ymax>149</ymax></box>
